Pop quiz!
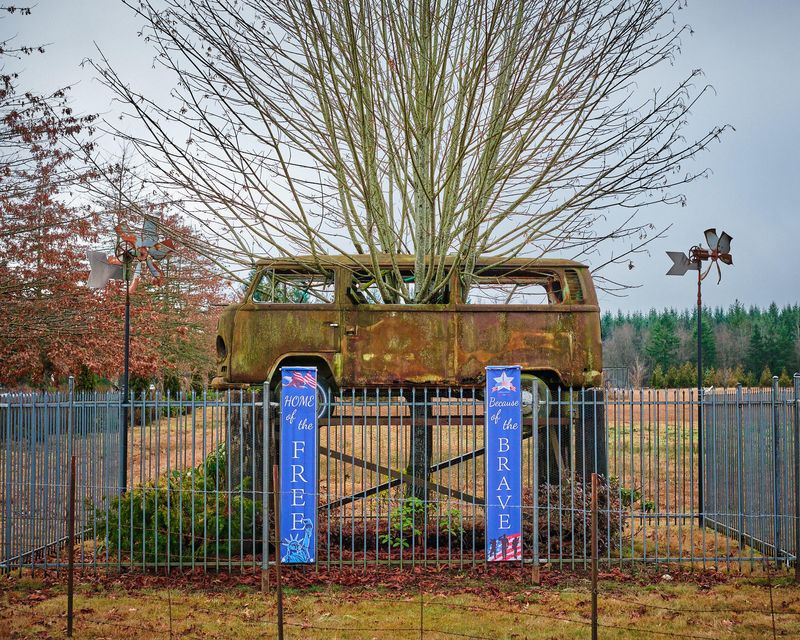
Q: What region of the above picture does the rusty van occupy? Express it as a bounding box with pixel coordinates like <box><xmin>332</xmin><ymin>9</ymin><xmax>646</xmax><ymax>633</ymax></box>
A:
<box><xmin>212</xmin><ymin>254</ymin><xmax>603</xmax><ymax>397</ymax></box>
<box><xmin>213</xmin><ymin>254</ymin><xmax>606</xmax><ymax>475</ymax></box>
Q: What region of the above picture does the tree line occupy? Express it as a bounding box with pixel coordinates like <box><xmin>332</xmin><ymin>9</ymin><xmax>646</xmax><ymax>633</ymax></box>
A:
<box><xmin>602</xmin><ymin>302</ymin><xmax>800</xmax><ymax>388</ymax></box>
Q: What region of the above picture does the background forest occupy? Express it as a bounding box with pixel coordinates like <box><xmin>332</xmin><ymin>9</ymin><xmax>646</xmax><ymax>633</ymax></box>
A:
<box><xmin>602</xmin><ymin>302</ymin><xmax>800</xmax><ymax>388</ymax></box>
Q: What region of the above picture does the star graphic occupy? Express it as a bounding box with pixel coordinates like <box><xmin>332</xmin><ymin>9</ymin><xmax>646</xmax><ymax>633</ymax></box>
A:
<box><xmin>492</xmin><ymin>371</ymin><xmax>517</xmax><ymax>392</ymax></box>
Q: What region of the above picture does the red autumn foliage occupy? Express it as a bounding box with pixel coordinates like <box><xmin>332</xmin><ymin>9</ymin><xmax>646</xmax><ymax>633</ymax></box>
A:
<box><xmin>0</xmin><ymin>22</ymin><xmax>100</xmax><ymax>385</ymax></box>
<box><xmin>0</xmin><ymin>14</ymin><xmax>228</xmax><ymax>388</ymax></box>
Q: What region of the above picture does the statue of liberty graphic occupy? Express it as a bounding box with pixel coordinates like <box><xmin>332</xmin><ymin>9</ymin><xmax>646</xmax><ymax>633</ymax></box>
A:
<box><xmin>281</xmin><ymin>518</ymin><xmax>314</xmax><ymax>563</ymax></box>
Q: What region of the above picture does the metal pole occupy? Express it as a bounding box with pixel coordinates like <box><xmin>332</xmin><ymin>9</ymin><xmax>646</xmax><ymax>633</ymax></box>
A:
<box><xmin>772</xmin><ymin>376</ymin><xmax>781</xmax><ymax>565</ymax></box>
<box><xmin>697</xmin><ymin>270</ymin><xmax>704</xmax><ymax>523</ymax></box>
<box><xmin>532</xmin><ymin>382</ymin><xmax>540</xmax><ymax>585</ymax></box>
<box><xmin>119</xmin><ymin>258</ymin><xmax>131</xmax><ymax>494</ymax></box>
<box><xmin>261</xmin><ymin>382</ymin><xmax>270</xmax><ymax>594</ymax></box>
<box><xmin>793</xmin><ymin>373</ymin><xmax>799</xmax><ymax>583</ymax></box>
<box><xmin>67</xmin><ymin>454</ymin><xmax>76</xmax><ymax>637</ymax></box>
<box><xmin>272</xmin><ymin>464</ymin><xmax>284</xmax><ymax>640</ymax></box>
<box><xmin>591</xmin><ymin>472</ymin><xmax>598</xmax><ymax>640</ymax></box>
<box><xmin>736</xmin><ymin>384</ymin><xmax>745</xmax><ymax>566</ymax></box>
<box><xmin>3</xmin><ymin>391</ymin><xmax>12</xmax><ymax>569</ymax></box>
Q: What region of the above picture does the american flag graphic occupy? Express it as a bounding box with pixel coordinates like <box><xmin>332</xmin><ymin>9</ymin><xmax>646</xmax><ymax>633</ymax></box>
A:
<box><xmin>283</xmin><ymin>370</ymin><xmax>317</xmax><ymax>389</ymax></box>
<box><xmin>487</xmin><ymin>533</ymin><xmax>522</xmax><ymax>561</ymax></box>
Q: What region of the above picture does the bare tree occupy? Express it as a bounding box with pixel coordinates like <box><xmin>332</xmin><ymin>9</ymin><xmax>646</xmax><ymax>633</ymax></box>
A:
<box><xmin>630</xmin><ymin>356</ymin><xmax>648</xmax><ymax>388</ymax></box>
<box><xmin>603</xmin><ymin>323</ymin><xmax>638</xmax><ymax>368</ymax></box>
<box><xmin>94</xmin><ymin>0</ymin><xmax>726</xmax><ymax>301</ymax></box>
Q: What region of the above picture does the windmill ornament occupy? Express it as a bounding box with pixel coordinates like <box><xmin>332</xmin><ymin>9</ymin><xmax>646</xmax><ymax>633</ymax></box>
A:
<box><xmin>666</xmin><ymin>228</ymin><xmax>733</xmax><ymax>283</ymax></box>
<box><xmin>87</xmin><ymin>216</ymin><xmax>176</xmax><ymax>290</ymax></box>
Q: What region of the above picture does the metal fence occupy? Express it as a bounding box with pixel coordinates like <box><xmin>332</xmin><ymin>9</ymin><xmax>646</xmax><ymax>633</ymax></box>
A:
<box><xmin>703</xmin><ymin>379</ymin><xmax>799</xmax><ymax>565</ymax></box>
<box><xmin>1</xmin><ymin>376</ymin><xmax>798</xmax><ymax>573</ymax></box>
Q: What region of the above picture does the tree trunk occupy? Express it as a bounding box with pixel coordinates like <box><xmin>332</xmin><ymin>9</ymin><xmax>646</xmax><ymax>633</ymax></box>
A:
<box><xmin>406</xmin><ymin>392</ymin><xmax>433</xmax><ymax>500</ymax></box>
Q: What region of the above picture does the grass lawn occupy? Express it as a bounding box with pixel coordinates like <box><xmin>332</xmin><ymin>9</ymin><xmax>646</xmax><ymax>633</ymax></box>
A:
<box><xmin>2</xmin><ymin>566</ymin><xmax>800</xmax><ymax>639</ymax></box>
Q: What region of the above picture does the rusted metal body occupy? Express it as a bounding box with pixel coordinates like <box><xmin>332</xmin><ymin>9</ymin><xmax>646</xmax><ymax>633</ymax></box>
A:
<box><xmin>212</xmin><ymin>255</ymin><xmax>602</xmax><ymax>391</ymax></box>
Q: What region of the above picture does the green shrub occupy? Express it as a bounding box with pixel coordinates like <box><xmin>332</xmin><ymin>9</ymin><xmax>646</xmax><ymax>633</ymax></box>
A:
<box><xmin>162</xmin><ymin>372</ymin><xmax>181</xmax><ymax>396</ymax></box>
<box><xmin>650</xmin><ymin>365</ymin><xmax>666</xmax><ymax>388</ymax></box>
<box><xmin>94</xmin><ymin>444</ymin><xmax>262</xmax><ymax>564</ymax></box>
<box><xmin>617</xmin><ymin>482</ymin><xmax>655</xmax><ymax>513</ymax></box>
<box><xmin>129</xmin><ymin>375</ymin><xmax>151</xmax><ymax>396</ymax></box>
<box><xmin>379</xmin><ymin>497</ymin><xmax>464</xmax><ymax>549</ymax></box>
<box><xmin>75</xmin><ymin>365</ymin><xmax>99</xmax><ymax>392</ymax></box>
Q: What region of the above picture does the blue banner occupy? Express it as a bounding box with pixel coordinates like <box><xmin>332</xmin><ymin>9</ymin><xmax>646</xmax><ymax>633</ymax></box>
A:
<box><xmin>279</xmin><ymin>366</ymin><xmax>318</xmax><ymax>564</ymax></box>
<box><xmin>485</xmin><ymin>365</ymin><xmax>523</xmax><ymax>561</ymax></box>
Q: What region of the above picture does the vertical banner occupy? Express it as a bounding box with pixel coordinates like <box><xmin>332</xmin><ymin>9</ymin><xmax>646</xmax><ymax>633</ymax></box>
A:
<box><xmin>485</xmin><ymin>365</ymin><xmax>523</xmax><ymax>561</ymax></box>
<box><xmin>279</xmin><ymin>366</ymin><xmax>317</xmax><ymax>564</ymax></box>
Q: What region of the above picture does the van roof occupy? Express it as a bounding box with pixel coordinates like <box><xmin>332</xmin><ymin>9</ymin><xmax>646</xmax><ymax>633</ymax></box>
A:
<box><xmin>254</xmin><ymin>254</ymin><xmax>588</xmax><ymax>270</ymax></box>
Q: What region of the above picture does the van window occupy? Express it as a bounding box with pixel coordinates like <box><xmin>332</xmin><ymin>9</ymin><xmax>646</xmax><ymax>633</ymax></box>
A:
<box><xmin>564</xmin><ymin>269</ymin><xmax>584</xmax><ymax>302</ymax></box>
<box><xmin>252</xmin><ymin>270</ymin><xmax>335</xmax><ymax>304</ymax></box>
<box><xmin>465</xmin><ymin>273</ymin><xmax>563</xmax><ymax>305</ymax></box>
<box><xmin>348</xmin><ymin>271</ymin><xmax>449</xmax><ymax>304</ymax></box>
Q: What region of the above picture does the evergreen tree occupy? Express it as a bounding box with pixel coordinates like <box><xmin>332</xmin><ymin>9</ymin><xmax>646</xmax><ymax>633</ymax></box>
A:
<box><xmin>650</xmin><ymin>364</ymin><xmax>666</xmax><ymax>388</ymax></box>
<box><xmin>691</xmin><ymin>310</ymin><xmax>717</xmax><ymax>368</ymax></box>
<box><xmin>603</xmin><ymin>302</ymin><xmax>798</xmax><ymax>385</ymax></box>
<box><xmin>746</xmin><ymin>325</ymin><xmax>766</xmax><ymax>376</ymax></box>
<box><xmin>646</xmin><ymin>314</ymin><xmax>679</xmax><ymax>371</ymax></box>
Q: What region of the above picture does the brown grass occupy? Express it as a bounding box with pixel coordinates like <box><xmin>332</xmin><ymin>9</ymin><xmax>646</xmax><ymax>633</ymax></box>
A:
<box><xmin>2</xmin><ymin>570</ymin><xmax>799</xmax><ymax>639</ymax></box>
<box><xmin>128</xmin><ymin>407</ymin><xmax>227</xmax><ymax>487</ymax></box>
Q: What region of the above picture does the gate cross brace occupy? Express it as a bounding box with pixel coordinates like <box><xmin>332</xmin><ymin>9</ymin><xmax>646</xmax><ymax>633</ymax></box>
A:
<box><xmin>320</xmin><ymin>446</ymin><xmax>483</xmax><ymax>509</ymax></box>
<box><xmin>319</xmin><ymin>428</ymin><xmax>538</xmax><ymax>510</ymax></box>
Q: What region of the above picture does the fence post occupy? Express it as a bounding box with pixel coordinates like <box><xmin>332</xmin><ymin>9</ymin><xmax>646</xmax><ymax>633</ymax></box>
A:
<box><xmin>67</xmin><ymin>376</ymin><xmax>74</xmax><ymax>467</ymax></box>
<box><xmin>793</xmin><ymin>373</ymin><xmax>799</xmax><ymax>583</ymax></box>
<box><xmin>3</xmin><ymin>392</ymin><xmax>12</xmax><ymax>569</ymax></box>
<box><xmin>591</xmin><ymin>472</ymin><xmax>598</xmax><ymax>640</ymax></box>
<box><xmin>66</xmin><ymin>377</ymin><xmax>74</xmax><ymax>578</ymax></box>
<box><xmin>736</xmin><ymin>384</ymin><xmax>745</xmax><ymax>562</ymax></box>
<box><xmin>67</xmin><ymin>454</ymin><xmax>76</xmax><ymax>637</ymax></box>
<box><xmin>272</xmin><ymin>464</ymin><xmax>284</xmax><ymax>640</ymax></box>
<box><xmin>771</xmin><ymin>376</ymin><xmax>781</xmax><ymax>565</ymax></box>
<box><xmin>532</xmin><ymin>381</ymin><xmax>540</xmax><ymax>585</ymax></box>
<box><xmin>261</xmin><ymin>382</ymin><xmax>270</xmax><ymax>594</ymax></box>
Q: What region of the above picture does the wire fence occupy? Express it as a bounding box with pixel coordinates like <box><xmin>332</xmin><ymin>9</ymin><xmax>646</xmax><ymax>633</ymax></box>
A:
<box><xmin>1</xmin><ymin>375</ymin><xmax>798</xmax><ymax>574</ymax></box>
<box><xmin>6</xmin><ymin>570</ymin><xmax>800</xmax><ymax>639</ymax></box>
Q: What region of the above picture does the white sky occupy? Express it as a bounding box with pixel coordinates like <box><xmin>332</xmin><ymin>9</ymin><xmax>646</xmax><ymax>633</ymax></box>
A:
<box><xmin>4</xmin><ymin>0</ymin><xmax>799</xmax><ymax>314</ymax></box>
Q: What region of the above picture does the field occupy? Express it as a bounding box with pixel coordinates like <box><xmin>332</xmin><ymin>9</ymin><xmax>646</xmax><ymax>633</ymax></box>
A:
<box><xmin>2</xmin><ymin>567</ymin><xmax>800</xmax><ymax>639</ymax></box>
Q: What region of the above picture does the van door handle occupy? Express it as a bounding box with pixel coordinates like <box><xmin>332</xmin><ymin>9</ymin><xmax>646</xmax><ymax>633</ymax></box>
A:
<box><xmin>326</xmin><ymin>322</ymin><xmax>339</xmax><ymax>328</ymax></box>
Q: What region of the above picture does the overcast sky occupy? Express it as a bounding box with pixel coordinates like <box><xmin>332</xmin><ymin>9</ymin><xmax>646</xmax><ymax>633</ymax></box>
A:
<box><xmin>4</xmin><ymin>1</ymin><xmax>798</xmax><ymax>314</ymax></box>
